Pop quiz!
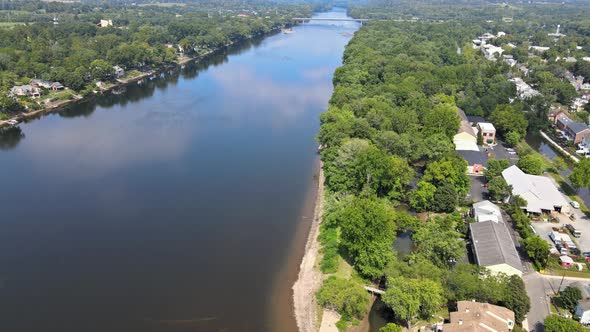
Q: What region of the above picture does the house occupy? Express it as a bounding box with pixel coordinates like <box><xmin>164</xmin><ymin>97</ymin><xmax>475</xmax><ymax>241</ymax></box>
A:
<box><xmin>443</xmin><ymin>301</ymin><xmax>515</xmax><ymax>332</ymax></box>
<box><xmin>576</xmin><ymin>299</ymin><xmax>590</xmax><ymax>325</ymax></box>
<box><xmin>482</xmin><ymin>44</ymin><xmax>504</xmax><ymax>61</ymax></box>
<box><xmin>454</xmin><ymin>108</ymin><xmax>479</xmax><ymax>151</ymax></box>
<box><xmin>113</xmin><ymin>66</ymin><xmax>125</xmax><ymax>79</ymax></box>
<box><xmin>9</xmin><ymin>85</ymin><xmax>40</xmax><ymax>98</ymax></box>
<box><xmin>477</xmin><ymin>122</ymin><xmax>496</xmax><ymax>145</ymax></box>
<box><xmin>529</xmin><ymin>46</ymin><xmax>550</xmax><ymax>53</ymax></box>
<box><xmin>30</xmin><ymin>79</ymin><xmax>52</xmax><ymax>89</ymax></box>
<box><xmin>572</xmin><ymin>97</ymin><xmax>589</xmax><ymax>113</ymax></box>
<box><xmin>503</xmin><ymin>54</ymin><xmax>517</xmax><ymax>67</ymax></box>
<box><xmin>472</xmin><ymin>200</ymin><xmax>504</xmax><ymax>223</ymax></box>
<box><xmin>557</xmin><ymin>115</ymin><xmax>590</xmax><ymax>144</ymax></box>
<box><xmin>50</xmin><ymin>82</ymin><xmax>64</xmax><ymax>91</ymax></box>
<box><xmin>548</xmin><ymin>107</ymin><xmax>569</xmax><ymax>124</ymax></box>
<box><xmin>509</xmin><ymin>77</ymin><xmax>540</xmax><ymax>99</ymax></box>
<box><xmin>560</xmin><ymin>255</ymin><xmax>574</xmax><ymax>268</ymax></box>
<box><xmin>566</xmin><ymin>57</ymin><xmax>577</xmax><ymax>63</ymax></box>
<box><xmin>502</xmin><ymin>165</ymin><xmax>570</xmax><ymax>215</ymax></box>
<box><xmin>97</xmin><ymin>19</ymin><xmax>113</xmax><ymax>28</ymax></box>
<box><xmin>470</xmin><ymin>220</ymin><xmax>523</xmax><ymax>277</ymax></box>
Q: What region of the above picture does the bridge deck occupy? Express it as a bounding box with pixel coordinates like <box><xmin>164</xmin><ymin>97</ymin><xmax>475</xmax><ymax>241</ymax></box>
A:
<box><xmin>364</xmin><ymin>286</ymin><xmax>385</xmax><ymax>295</ymax></box>
<box><xmin>292</xmin><ymin>17</ymin><xmax>369</xmax><ymax>22</ymax></box>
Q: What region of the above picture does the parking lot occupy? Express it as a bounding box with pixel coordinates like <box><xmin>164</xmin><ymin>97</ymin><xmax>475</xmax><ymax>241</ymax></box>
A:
<box><xmin>530</xmin><ymin>178</ymin><xmax>590</xmax><ymax>254</ymax></box>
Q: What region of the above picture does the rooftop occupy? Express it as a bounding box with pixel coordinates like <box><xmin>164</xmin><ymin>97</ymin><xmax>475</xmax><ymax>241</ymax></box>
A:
<box><xmin>502</xmin><ymin>165</ymin><xmax>568</xmax><ymax>213</ymax></box>
<box><xmin>473</xmin><ymin>200</ymin><xmax>504</xmax><ymax>223</ymax></box>
<box><xmin>478</xmin><ymin>122</ymin><xmax>496</xmax><ymax>132</ymax></box>
<box><xmin>443</xmin><ymin>301</ymin><xmax>515</xmax><ymax>332</ymax></box>
<box><xmin>470</xmin><ymin>220</ymin><xmax>523</xmax><ymax>273</ymax></box>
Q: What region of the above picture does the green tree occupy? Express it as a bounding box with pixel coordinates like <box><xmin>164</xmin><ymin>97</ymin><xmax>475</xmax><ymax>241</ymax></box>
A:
<box><xmin>517</xmin><ymin>154</ymin><xmax>544</xmax><ymax>175</ymax></box>
<box><xmin>523</xmin><ymin>235</ymin><xmax>549</xmax><ymax>270</ymax></box>
<box><xmin>489</xmin><ymin>104</ymin><xmax>528</xmax><ymax>137</ymax></box>
<box><xmin>484</xmin><ymin>159</ymin><xmax>510</xmax><ymax>181</ymax></box>
<box><xmin>505</xmin><ymin>131</ymin><xmax>521</xmax><ymax>147</ymax></box>
<box><xmin>544</xmin><ymin>315</ymin><xmax>584</xmax><ymax>332</ymax></box>
<box><xmin>488</xmin><ymin>177</ymin><xmax>511</xmax><ymax>201</ymax></box>
<box><xmin>339</xmin><ymin>196</ymin><xmax>396</xmax><ymax>278</ymax></box>
<box><xmin>316</xmin><ymin>276</ymin><xmax>370</xmax><ymax>320</ymax></box>
<box><xmin>423</xmin><ymin>102</ymin><xmax>461</xmax><ymax>139</ymax></box>
<box><xmin>570</xmin><ymin>158</ymin><xmax>590</xmax><ymax>190</ymax></box>
<box><xmin>432</xmin><ymin>182</ymin><xmax>458</xmax><ymax>212</ymax></box>
<box><xmin>412</xmin><ymin>216</ymin><xmax>466</xmax><ymax>267</ymax></box>
<box><xmin>409</xmin><ymin>181</ymin><xmax>436</xmax><ymax>212</ymax></box>
<box><xmin>382</xmin><ymin>277</ymin><xmax>445</xmax><ymax>328</ymax></box>
<box><xmin>558</xmin><ymin>286</ymin><xmax>582</xmax><ymax>313</ymax></box>
<box><xmin>380</xmin><ymin>323</ymin><xmax>402</xmax><ymax>332</ymax></box>
<box><xmin>89</xmin><ymin>59</ymin><xmax>114</xmax><ymax>81</ymax></box>
<box><xmin>423</xmin><ymin>155</ymin><xmax>470</xmax><ymax>196</ymax></box>
<box><xmin>502</xmin><ymin>275</ymin><xmax>531</xmax><ymax>324</ymax></box>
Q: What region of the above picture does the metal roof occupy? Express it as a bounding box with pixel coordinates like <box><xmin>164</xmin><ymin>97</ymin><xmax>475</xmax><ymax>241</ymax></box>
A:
<box><xmin>470</xmin><ymin>220</ymin><xmax>523</xmax><ymax>273</ymax></box>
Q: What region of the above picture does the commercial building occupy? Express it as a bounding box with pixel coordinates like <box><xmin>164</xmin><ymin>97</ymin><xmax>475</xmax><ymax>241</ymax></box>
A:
<box><xmin>443</xmin><ymin>301</ymin><xmax>515</xmax><ymax>331</ymax></box>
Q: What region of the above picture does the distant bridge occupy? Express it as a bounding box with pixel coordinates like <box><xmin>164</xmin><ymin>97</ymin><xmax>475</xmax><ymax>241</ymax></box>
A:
<box><xmin>292</xmin><ymin>17</ymin><xmax>369</xmax><ymax>23</ymax></box>
<box><xmin>364</xmin><ymin>285</ymin><xmax>385</xmax><ymax>295</ymax></box>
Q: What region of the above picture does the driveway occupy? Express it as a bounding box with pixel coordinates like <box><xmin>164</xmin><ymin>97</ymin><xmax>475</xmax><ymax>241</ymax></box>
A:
<box><xmin>489</xmin><ymin>140</ymin><xmax>520</xmax><ymax>165</ymax></box>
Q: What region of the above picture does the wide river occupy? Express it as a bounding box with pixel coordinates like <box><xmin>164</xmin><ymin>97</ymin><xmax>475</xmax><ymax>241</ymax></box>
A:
<box><xmin>0</xmin><ymin>8</ymin><xmax>359</xmax><ymax>332</ymax></box>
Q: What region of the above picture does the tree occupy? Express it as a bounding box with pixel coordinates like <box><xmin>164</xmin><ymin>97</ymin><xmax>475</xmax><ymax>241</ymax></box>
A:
<box><xmin>423</xmin><ymin>155</ymin><xmax>470</xmax><ymax>196</ymax></box>
<box><xmin>570</xmin><ymin>158</ymin><xmax>590</xmax><ymax>190</ymax></box>
<box><xmin>488</xmin><ymin>177</ymin><xmax>511</xmax><ymax>201</ymax></box>
<box><xmin>339</xmin><ymin>196</ymin><xmax>396</xmax><ymax>278</ymax></box>
<box><xmin>552</xmin><ymin>157</ymin><xmax>566</xmax><ymax>173</ymax></box>
<box><xmin>477</xmin><ymin>129</ymin><xmax>484</xmax><ymax>145</ymax></box>
<box><xmin>89</xmin><ymin>59</ymin><xmax>114</xmax><ymax>81</ymax></box>
<box><xmin>316</xmin><ymin>276</ymin><xmax>370</xmax><ymax>320</ymax></box>
<box><xmin>502</xmin><ymin>275</ymin><xmax>531</xmax><ymax>324</ymax></box>
<box><xmin>380</xmin><ymin>323</ymin><xmax>402</xmax><ymax>332</ymax></box>
<box><xmin>489</xmin><ymin>104</ymin><xmax>528</xmax><ymax>137</ymax></box>
<box><xmin>558</xmin><ymin>286</ymin><xmax>582</xmax><ymax>313</ymax></box>
<box><xmin>484</xmin><ymin>159</ymin><xmax>510</xmax><ymax>181</ymax></box>
<box><xmin>432</xmin><ymin>182</ymin><xmax>458</xmax><ymax>212</ymax></box>
<box><xmin>409</xmin><ymin>181</ymin><xmax>436</xmax><ymax>212</ymax></box>
<box><xmin>412</xmin><ymin>216</ymin><xmax>466</xmax><ymax>268</ymax></box>
<box><xmin>544</xmin><ymin>315</ymin><xmax>584</xmax><ymax>332</ymax></box>
<box><xmin>382</xmin><ymin>277</ymin><xmax>445</xmax><ymax>328</ymax></box>
<box><xmin>505</xmin><ymin>131</ymin><xmax>521</xmax><ymax>147</ymax></box>
<box><xmin>523</xmin><ymin>235</ymin><xmax>549</xmax><ymax>270</ymax></box>
<box><xmin>517</xmin><ymin>154</ymin><xmax>544</xmax><ymax>175</ymax></box>
<box><xmin>423</xmin><ymin>102</ymin><xmax>461</xmax><ymax>139</ymax></box>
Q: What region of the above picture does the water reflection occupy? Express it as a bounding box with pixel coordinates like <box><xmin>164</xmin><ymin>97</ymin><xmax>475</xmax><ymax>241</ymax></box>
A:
<box><xmin>0</xmin><ymin>126</ymin><xmax>24</xmax><ymax>150</ymax></box>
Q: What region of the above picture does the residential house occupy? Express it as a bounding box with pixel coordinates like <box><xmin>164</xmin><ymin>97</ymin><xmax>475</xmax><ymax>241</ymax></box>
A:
<box><xmin>10</xmin><ymin>85</ymin><xmax>40</xmax><ymax>98</ymax></box>
<box><xmin>566</xmin><ymin>57</ymin><xmax>578</xmax><ymax>63</ymax></box>
<box><xmin>454</xmin><ymin>108</ymin><xmax>479</xmax><ymax>151</ymax></box>
<box><xmin>30</xmin><ymin>79</ymin><xmax>52</xmax><ymax>89</ymax></box>
<box><xmin>113</xmin><ymin>66</ymin><xmax>125</xmax><ymax>79</ymax></box>
<box><xmin>477</xmin><ymin>122</ymin><xmax>496</xmax><ymax>145</ymax></box>
<box><xmin>97</xmin><ymin>19</ymin><xmax>113</xmax><ymax>28</ymax></box>
<box><xmin>502</xmin><ymin>165</ymin><xmax>570</xmax><ymax>215</ymax></box>
<box><xmin>443</xmin><ymin>301</ymin><xmax>515</xmax><ymax>332</ymax></box>
<box><xmin>529</xmin><ymin>46</ymin><xmax>550</xmax><ymax>53</ymax></box>
<box><xmin>583</xmin><ymin>57</ymin><xmax>590</xmax><ymax>62</ymax></box>
<box><xmin>556</xmin><ymin>115</ymin><xmax>590</xmax><ymax>144</ymax></box>
<box><xmin>572</xmin><ymin>97</ymin><xmax>589</xmax><ymax>113</ymax></box>
<box><xmin>50</xmin><ymin>82</ymin><xmax>64</xmax><ymax>91</ymax></box>
<box><xmin>472</xmin><ymin>200</ymin><xmax>504</xmax><ymax>223</ymax></box>
<box><xmin>503</xmin><ymin>54</ymin><xmax>517</xmax><ymax>67</ymax></box>
<box><xmin>548</xmin><ymin>107</ymin><xmax>569</xmax><ymax>124</ymax></box>
<box><xmin>510</xmin><ymin>77</ymin><xmax>540</xmax><ymax>99</ymax></box>
<box><xmin>577</xmin><ymin>299</ymin><xmax>590</xmax><ymax>325</ymax></box>
<box><xmin>482</xmin><ymin>44</ymin><xmax>504</xmax><ymax>61</ymax></box>
<box><xmin>470</xmin><ymin>219</ymin><xmax>523</xmax><ymax>277</ymax></box>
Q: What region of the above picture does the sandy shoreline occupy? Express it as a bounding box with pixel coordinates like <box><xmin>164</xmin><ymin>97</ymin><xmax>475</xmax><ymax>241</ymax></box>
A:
<box><xmin>293</xmin><ymin>161</ymin><xmax>325</xmax><ymax>332</ymax></box>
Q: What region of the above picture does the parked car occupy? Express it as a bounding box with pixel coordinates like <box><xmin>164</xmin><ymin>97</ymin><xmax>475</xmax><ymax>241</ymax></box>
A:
<box><xmin>566</xmin><ymin>224</ymin><xmax>582</xmax><ymax>238</ymax></box>
<box><xmin>571</xmin><ymin>201</ymin><xmax>580</xmax><ymax>209</ymax></box>
<box><xmin>556</xmin><ymin>244</ymin><xmax>568</xmax><ymax>255</ymax></box>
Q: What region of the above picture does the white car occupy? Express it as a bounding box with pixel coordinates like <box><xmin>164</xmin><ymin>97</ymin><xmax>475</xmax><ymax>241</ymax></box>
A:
<box><xmin>571</xmin><ymin>201</ymin><xmax>580</xmax><ymax>209</ymax></box>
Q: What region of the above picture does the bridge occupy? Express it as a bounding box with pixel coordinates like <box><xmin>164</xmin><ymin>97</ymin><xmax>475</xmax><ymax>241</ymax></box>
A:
<box><xmin>364</xmin><ymin>285</ymin><xmax>385</xmax><ymax>295</ymax></box>
<box><xmin>292</xmin><ymin>17</ymin><xmax>369</xmax><ymax>23</ymax></box>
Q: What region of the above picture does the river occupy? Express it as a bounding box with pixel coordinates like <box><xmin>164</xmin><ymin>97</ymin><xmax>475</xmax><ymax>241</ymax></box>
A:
<box><xmin>0</xmin><ymin>8</ymin><xmax>359</xmax><ymax>332</ymax></box>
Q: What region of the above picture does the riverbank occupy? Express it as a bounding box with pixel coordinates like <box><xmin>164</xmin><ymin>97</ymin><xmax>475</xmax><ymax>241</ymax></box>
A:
<box><xmin>0</xmin><ymin>26</ymin><xmax>289</xmax><ymax>129</ymax></box>
<box><xmin>293</xmin><ymin>162</ymin><xmax>325</xmax><ymax>332</ymax></box>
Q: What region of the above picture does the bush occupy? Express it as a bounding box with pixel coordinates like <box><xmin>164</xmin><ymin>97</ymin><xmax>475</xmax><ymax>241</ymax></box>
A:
<box><xmin>318</xmin><ymin>225</ymin><xmax>339</xmax><ymax>273</ymax></box>
<box><xmin>316</xmin><ymin>276</ymin><xmax>370</xmax><ymax>320</ymax></box>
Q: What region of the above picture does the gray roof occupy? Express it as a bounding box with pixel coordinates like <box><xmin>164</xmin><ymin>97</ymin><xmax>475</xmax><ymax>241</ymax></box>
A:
<box><xmin>566</xmin><ymin>120</ymin><xmax>590</xmax><ymax>134</ymax></box>
<box><xmin>578</xmin><ymin>298</ymin><xmax>590</xmax><ymax>311</ymax></box>
<box><xmin>470</xmin><ymin>220</ymin><xmax>523</xmax><ymax>272</ymax></box>
<box><xmin>457</xmin><ymin>148</ymin><xmax>488</xmax><ymax>166</ymax></box>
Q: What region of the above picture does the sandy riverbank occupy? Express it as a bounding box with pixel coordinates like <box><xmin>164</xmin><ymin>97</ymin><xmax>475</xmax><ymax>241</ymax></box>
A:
<box><xmin>293</xmin><ymin>162</ymin><xmax>325</xmax><ymax>332</ymax></box>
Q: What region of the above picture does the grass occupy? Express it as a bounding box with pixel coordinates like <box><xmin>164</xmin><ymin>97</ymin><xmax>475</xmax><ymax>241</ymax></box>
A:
<box><xmin>0</xmin><ymin>22</ymin><xmax>26</xmax><ymax>29</ymax></box>
<box><xmin>121</xmin><ymin>69</ymin><xmax>143</xmax><ymax>80</ymax></box>
<box><xmin>543</xmin><ymin>259</ymin><xmax>590</xmax><ymax>279</ymax></box>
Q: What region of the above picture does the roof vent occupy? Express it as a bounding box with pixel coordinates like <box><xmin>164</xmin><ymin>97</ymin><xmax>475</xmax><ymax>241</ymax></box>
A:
<box><xmin>459</xmin><ymin>320</ymin><xmax>463</xmax><ymax>325</ymax></box>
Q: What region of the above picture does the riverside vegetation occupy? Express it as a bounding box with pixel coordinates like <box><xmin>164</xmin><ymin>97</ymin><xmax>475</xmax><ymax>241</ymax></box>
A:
<box><xmin>0</xmin><ymin>0</ymin><xmax>328</xmax><ymax>119</ymax></box>
<box><xmin>316</xmin><ymin>1</ymin><xmax>590</xmax><ymax>330</ymax></box>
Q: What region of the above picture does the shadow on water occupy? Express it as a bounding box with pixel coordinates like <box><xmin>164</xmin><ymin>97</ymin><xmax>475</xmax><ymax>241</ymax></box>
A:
<box><xmin>0</xmin><ymin>126</ymin><xmax>24</xmax><ymax>150</ymax></box>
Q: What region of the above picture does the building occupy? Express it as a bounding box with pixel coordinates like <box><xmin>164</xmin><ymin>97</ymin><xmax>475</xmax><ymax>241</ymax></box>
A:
<box><xmin>454</xmin><ymin>108</ymin><xmax>479</xmax><ymax>151</ymax></box>
<box><xmin>472</xmin><ymin>200</ymin><xmax>504</xmax><ymax>223</ymax></box>
<box><xmin>443</xmin><ymin>301</ymin><xmax>515</xmax><ymax>332</ymax></box>
<box><xmin>9</xmin><ymin>85</ymin><xmax>40</xmax><ymax>98</ymax></box>
<box><xmin>502</xmin><ymin>165</ymin><xmax>570</xmax><ymax>215</ymax></box>
<box><xmin>529</xmin><ymin>46</ymin><xmax>550</xmax><ymax>53</ymax></box>
<box><xmin>97</xmin><ymin>19</ymin><xmax>113</xmax><ymax>28</ymax></box>
<box><xmin>556</xmin><ymin>115</ymin><xmax>590</xmax><ymax>144</ymax></box>
<box><xmin>113</xmin><ymin>66</ymin><xmax>125</xmax><ymax>79</ymax></box>
<box><xmin>576</xmin><ymin>299</ymin><xmax>590</xmax><ymax>325</ymax></box>
<box><xmin>482</xmin><ymin>44</ymin><xmax>504</xmax><ymax>61</ymax></box>
<box><xmin>477</xmin><ymin>122</ymin><xmax>496</xmax><ymax>145</ymax></box>
<box><xmin>509</xmin><ymin>77</ymin><xmax>540</xmax><ymax>99</ymax></box>
<box><xmin>470</xmin><ymin>220</ymin><xmax>523</xmax><ymax>277</ymax></box>
<box><xmin>548</xmin><ymin>107</ymin><xmax>569</xmax><ymax>124</ymax></box>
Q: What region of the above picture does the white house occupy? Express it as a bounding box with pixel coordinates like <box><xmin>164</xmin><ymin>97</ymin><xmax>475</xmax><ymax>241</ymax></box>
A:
<box><xmin>472</xmin><ymin>200</ymin><xmax>504</xmax><ymax>223</ymax></box>
<box><xmin>502</xmin><ymin>165</ymin><xmax>570</xmax><ymax>214</ymax></box>
<box><xmin>454</xmin><ymin>108</ymin><xmax>479</xmax><ymax>151</ymax></box>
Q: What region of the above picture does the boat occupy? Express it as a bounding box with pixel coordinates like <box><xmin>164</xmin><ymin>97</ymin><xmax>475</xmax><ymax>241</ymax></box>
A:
<box><xmin>282</xmin><ymin>28</ymin><xmax>294</xmax><ymax>34</ymax></box>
